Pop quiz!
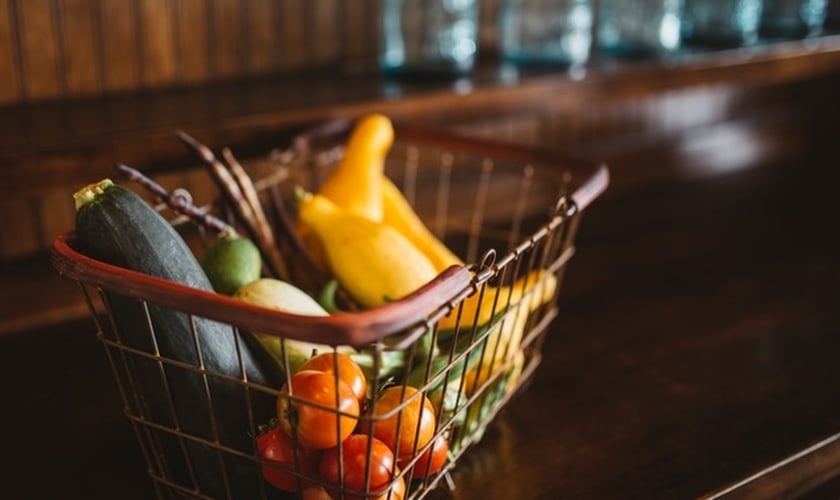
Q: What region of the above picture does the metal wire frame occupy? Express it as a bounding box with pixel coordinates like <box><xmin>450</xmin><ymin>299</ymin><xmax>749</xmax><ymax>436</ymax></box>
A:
<box><xmin>52</xmin><ymin>123</ymin><xmax>606</xmax><ymax>500</ymax></box>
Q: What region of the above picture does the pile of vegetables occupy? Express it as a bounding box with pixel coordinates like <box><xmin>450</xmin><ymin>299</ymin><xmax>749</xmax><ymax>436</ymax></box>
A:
<box><xmin>256</xmin><ymin>351</ymin><xmax>447</xmax><ymax>498</ymax></box>
<box><xmin>70</xmin><ymin>113</ymin><xmax>558</xmax><ymax>498</ymax></box>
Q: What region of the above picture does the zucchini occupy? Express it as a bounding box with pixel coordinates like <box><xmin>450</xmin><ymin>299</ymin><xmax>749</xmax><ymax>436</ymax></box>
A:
<box><xmin>74</xmin><ymin>179</ymin><xmax>281</xmax><ymax>499</ymax></box>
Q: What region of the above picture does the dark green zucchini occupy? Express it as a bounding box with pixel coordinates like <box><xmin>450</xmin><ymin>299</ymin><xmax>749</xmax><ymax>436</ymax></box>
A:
<box><xmin>74</xmin><ymin>179</ymin><xmax>282</xmax><ymax>499</ymax></box>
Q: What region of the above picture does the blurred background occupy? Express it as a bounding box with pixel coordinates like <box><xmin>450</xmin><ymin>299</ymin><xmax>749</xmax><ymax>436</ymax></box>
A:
<box><xmin>1</xmin><ymin>1</ymin><xmax>839</xmax><ymax>499</ymax></box>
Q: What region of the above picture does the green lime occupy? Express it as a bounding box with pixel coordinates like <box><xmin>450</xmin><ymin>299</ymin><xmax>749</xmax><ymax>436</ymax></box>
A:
<box><xmin>201</xmin><ymin>233</ymin><xmax>262</xmax><ymax>295</ymax></box>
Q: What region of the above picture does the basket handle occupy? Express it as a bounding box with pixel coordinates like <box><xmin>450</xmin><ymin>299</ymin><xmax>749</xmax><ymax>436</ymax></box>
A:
<box><xmin>51</xmin><ymin>233</ymin><xmax>472</xmax><ymax>348</ymax></box>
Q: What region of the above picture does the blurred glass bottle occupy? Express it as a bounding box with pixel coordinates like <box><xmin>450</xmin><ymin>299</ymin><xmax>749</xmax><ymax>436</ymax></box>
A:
<box><xmin>759</xmin><ymin>0</ymin><xmax>828</xmax><ymax>38</ymax></box>
<box><xmin>681</xmin><ymin>0</ymin><xmax>764</xmax><ymax>48</ymax></box>
<box><xmin>380</xmin><ymin>0</ymin><xmax>479</xmax><ymax>76</ymax></box>
<box><xmin>498</xmin><ymin>0</ymin><xmax>593</xmax><ymax>67</ymax></box>
<box><xmin>598</xmin><ymin>0</ymin><xmax>684</xmax><ymax>57</ymax></box>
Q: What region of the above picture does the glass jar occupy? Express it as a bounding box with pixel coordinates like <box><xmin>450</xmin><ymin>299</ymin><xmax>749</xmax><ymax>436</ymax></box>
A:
<box><xmin>759</xmin><ymin>0</ymin><xmax>828</xmax><ymax>38</ymax></box>
<box><xmin>598</xmin><ymin>0</ymin><xmax>684</xmax><ymax>57</ymax></box>
<box><xmin>681</xmin><ymin>0</ymin><xmax>764</xmax><ymax>48</ymax></box>
<box><xmin>498</xmin><ymin>0</ymin><xmax>593</xmax><ymax>67</ymax></box>
<box><xmin>380</xmin><ymin>0</ymin><xmax>479</xmax><ymax>76</ymax></box>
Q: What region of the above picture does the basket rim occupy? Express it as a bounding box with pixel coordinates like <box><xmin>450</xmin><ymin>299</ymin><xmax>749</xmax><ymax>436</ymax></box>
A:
<box><xmin>51</xmin><ymin>233</ymin><xmax>472</xmax><ymax>349</ymax></box>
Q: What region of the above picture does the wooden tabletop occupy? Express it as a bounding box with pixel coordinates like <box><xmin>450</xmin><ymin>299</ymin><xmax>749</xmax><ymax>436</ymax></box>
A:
<box><xmin>429</xmin><ymin>150</ymin><xmax>840</xmax><ymax>499</ymax></box>
<box><xmin>3</xmin><ymin>137</ymin><xmax>839</xmax><ymax>499</ymax></box>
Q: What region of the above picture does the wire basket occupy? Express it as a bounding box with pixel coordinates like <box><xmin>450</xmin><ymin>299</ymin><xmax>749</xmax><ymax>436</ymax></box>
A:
<box><xmin>51</xmin><ymin>119</ymin><xmax>608</xmax><ymax>500</ymax></box>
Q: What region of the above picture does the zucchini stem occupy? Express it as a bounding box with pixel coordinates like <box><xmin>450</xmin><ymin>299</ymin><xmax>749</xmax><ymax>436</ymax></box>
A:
<box><xmin>73</xmin><ymin>179</ymin><xmax>114</xmax><ymax>211</ymax></box>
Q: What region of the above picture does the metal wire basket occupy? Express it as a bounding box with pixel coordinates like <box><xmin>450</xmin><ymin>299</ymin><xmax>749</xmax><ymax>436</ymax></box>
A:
<box><xmin>51</xmin><ymin>119</ymin><xmax>608</xmax><ymax>500</ymax></box>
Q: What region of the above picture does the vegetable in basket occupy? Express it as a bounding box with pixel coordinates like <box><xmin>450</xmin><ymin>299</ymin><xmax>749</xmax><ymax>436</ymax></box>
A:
<box><xmin>299</xmin><ymin>352</ymin><xmax>368</xmax><ymax>404</ymax></box>
<box><xmin>297</xmin><ymin>113</ymin><xmax>393</xmax><ymax>274</ymax></box>
<box><xmin>256</xmin><ymin>423</ymin><xmax>320</xmax><ymax>492</ymax></box>
<box><xmin>233</xmin><ymin>278</ymin><xmax>410</xmax><ymax>383</ymax></box>
<box><xmin>460</xmin><ymin>271</ymin><xmax>557</xmax><ymax>393</ymax></box>
<box><xmin>362</xmin><ymin>385</ymin><xmax>437</xmax><ymax>466</ymax></box>
<box><xmin>318</xmin><ymin>434</ymin><xmax>407</xmax><ymax>500</ymax></box>
<box><xmin>235</xmin><ymin>278</ymin><xmax>356</xmax><ymax>374</ymax></box>
<box><xmin>438</xmin><ymin>269</ymin><xmax>557</xmax><ymax>332</ymax></box>
<box><xmin>200</xmin><ymin>226</ymin><xmax>263</xmax><ymax>295</ymax></box>
<box><xmin>404</xmin><ymin>271</ymin><xmax>556</xmax><ymax>454</ymax></box>
<box><xmin>297</xmin><ymin>192</ymin><xmax>438</xmax><ymax>309</ymax></box>
<box><xmin>313</xmin><ymin>113</ymin><xmax>462</xmax><ymax>275</ymax></box>
<box><xmin>276</xmin><ymin>369</ymin><xmax>360</xmax><ymax>450</ymax></box>
<box><xmin>73</xmin><ymin>179</ymin><xmax>281</xmax><ymax>499</ymax></box>
<box><xmin>317</xmin><ymin>113</ymin><xmax>393</xmax><ymax>221</ymax></box>
<box><xmin>381</xmin><ymin>175</ymin><xmax>463</xmax><ymax>273</ymax></box>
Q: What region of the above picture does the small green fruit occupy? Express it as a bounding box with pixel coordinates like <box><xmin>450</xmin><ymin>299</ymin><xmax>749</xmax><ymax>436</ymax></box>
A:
<box><xmin>201</xmin><ymin>232</ymin><xmax>262</xmax><ymax>295</ymax></box>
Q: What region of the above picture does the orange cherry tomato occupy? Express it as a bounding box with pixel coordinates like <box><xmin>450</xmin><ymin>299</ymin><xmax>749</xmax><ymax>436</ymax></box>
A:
<box><xmin>367</xmin><ymin>386</ymin><xmax>436</xmax><ymax>462</ymax></box>
<box><xmin>300</xmin><ymin>352</ymin><xmax>367</xmax><ymax>404</ymax></box>
<box><xmin>277</xmin><ymin>370</ymin><xmax>360</xmax><ymax>450</ymax></box>
<box><xmin>319</xmin><ymin>434</ymin><xmax>405</xmax><ymax>500</ymax></box>
<box><xmin>256</xmin><ymin>425</ymin><xmax>320</xmax><ymax>492</ymax></box>
<box><xmin>404</xmin><ymin>433</ymin><xmax>448</xmax><ymax>479</ymax></box>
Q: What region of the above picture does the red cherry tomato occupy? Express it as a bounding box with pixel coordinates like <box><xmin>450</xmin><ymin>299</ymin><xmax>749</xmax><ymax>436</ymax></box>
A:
<box><xmin>256</xmin><ymin>426</ymin><xmax>320</xmax><ymax>492</ymax></box>
<box><xmin>368</xmin><ymin>386</ymin><xmax>436</xmax><ymax>461</ymax></box>
<box><xmin>277</xmin><ymin>370</ymin><xmax>360</xmax><ymax>450</ymax></box>
<box><xmin>300</xmin><ymin>352</ymin><xmax>367</xmax><ymax>404</ymax></box>
<box><xmin>405</xmin><ymin>434</ymin><xmax>448</xmax><ymax>479</ymax></box>
<box><xmin>319</xmin><ymin>434</ymin><xmax>405</xmax><ymax>500</ymax></box>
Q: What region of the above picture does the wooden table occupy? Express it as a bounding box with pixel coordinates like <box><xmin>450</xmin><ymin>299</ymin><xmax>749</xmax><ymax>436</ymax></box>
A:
<box><xmin>3</xmin><ymin>140</ymin><xmax>839</xmax><ymax>499</ymax></box>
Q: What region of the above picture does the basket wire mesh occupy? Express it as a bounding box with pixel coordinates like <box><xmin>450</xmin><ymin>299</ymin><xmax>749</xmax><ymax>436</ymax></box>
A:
<box><xmin>52</xmin><ymin>121</ymin><xmax>607</xmax><ymax>500</ymax></box>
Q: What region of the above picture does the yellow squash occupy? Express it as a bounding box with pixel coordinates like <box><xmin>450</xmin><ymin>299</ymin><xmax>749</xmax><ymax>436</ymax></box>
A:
<box><xmin>461</xmin><ymin>272</ymin><xmax>558</xmax><ymax>395</ymax></box>
<box><xmin>297</xmin><ymin>193</ymin><xmax>438</xmax><ymax>308</ymax></box>
<box><xmin>439</xmin><ymin>270</ymin><xmax>557</xmax><ymax>331</ymax></box>
<box><xmin>317</xmin><ymin>113</ymin><xmax>394</xmax><ymax>221</ymax></box>
<box><xmin>381</xmin><ymin>176</ymin><xmax>463</xmax><ymax>273</ymax></box>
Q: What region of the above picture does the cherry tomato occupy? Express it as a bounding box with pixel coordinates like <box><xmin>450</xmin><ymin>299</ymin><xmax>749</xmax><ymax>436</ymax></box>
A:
<box><xmin>300</xmin><ymin>352</ymin><xmax>367</xmax><ymax>404</ymax></box>
<box><xmin>367</xmin><ymin>386</ymin><xmax>436</xmax><ymax>461</ymax></box>
<box><xmin>277</xmin><ymin>370</ymin><xmax>360</xmax><ymax>450</ymax></box>
<box><xmin>404</xmin><ymin>434</ymin><xmax>448</xmax><ymax>478</ymax></box>
<box><xmin>319</xmin><ymin>434</ymin><xmax>405</xmax><ymax>500</ymax></box>
<box><xmin>256</xmin><ymin>425</ymin><xmax>320</xmax><ymax>492</ymax></box>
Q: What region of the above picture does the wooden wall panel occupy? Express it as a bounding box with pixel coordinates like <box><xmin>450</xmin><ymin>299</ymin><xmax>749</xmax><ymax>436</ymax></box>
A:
<box><xmin>59</xmin><ymin>0</ymin><xmax>101</xmax><ymax>96</ymax></box>
<box><xmin>18</xmin><ymin>0</ymin><xmax>62</xmax><ymax>99</ymax></box>
<box><xmin>310</xmin><ymin>0</ymin><xmax>340</xmax><ymax>66</ymax></box>
<box><xmin>341</xmin><ymin>0</ymin><xmax>366</xmax><ymax>61</ymax></box>
<box><xmin>137</xmin><ymin>0</ymin><xmax>176</xmax><ymax>87</ymax></box>
<box><xmin>0</xmin><ymin>0</ymin><xmax>509</xmax><ymax>104</ymax></box>
<box><xmin>277</xmin><ymin>0</ymin><xmax>307</xmax><ymax>70</ymax></box>
<box><xmin>174</xmin><ymin>0</ymin><xmax>210</xmax><ymax>84</ymax></box>
<box><xmin>246</xmin><ymin>0</ymin><xmax>277</xmax><ymax>74</ymax></box>
<box><xmin>100</xmin><ymin>0</ymin><xmax>139</xmax><ymax>93</ymax></box>
<box><xmin>37</xmin><ymin>189</ymin><xmax>75</xmax><ymax>251</ymax></box>
<box><xmin>0</xmin><ymin>0</ymin><xmax>22</xmax><ymax>103</ymax></box>
<box><xmin>209</xmin><ymin>0</ymin><xmax>245</xmax><ymax>79</ymax></box>
<box><xmin>0</xmin><ymin>197</ymin><xmax>39</xmax><ymax>258</ymax></box>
